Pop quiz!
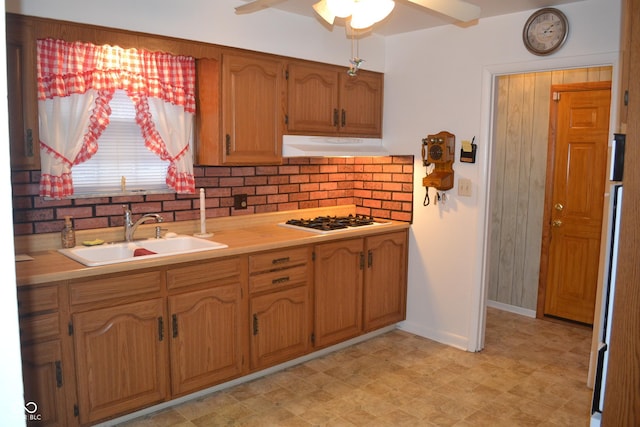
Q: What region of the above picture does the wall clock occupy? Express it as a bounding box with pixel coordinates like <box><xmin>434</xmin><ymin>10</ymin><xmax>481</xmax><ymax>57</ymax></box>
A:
<box><xmin>522</xmin><ymin>8</ymin><xmax>569</xmax><ymax>56</ymax></box>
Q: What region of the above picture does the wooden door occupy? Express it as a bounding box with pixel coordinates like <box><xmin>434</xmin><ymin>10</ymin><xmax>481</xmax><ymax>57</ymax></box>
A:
<box><xmin>541</xmin><ymin>83</ymin><xmax>611</xmax><ymax>324</ymax></box>
<box><xmin>339</xmin><ymin>71</ymin><xmax>383</xmax><ymax>137</ymax></box>
<box><xmin>287</xmin><ymin>62</ymin><xmax>339</xmax><ymax>134</ymax></box>
<box><xmin>363</xmin><ymin>231</ymin><xmax>408</xmax><ymax>332</ymax></box>
<box><xmin>73</xmin><ymin>299</ymin><xmax>168</xmax><ymax>424</ymax></box>
<box><xmin>21</xmin><ymin>340</ymin><xmax>68</xmax><ymax>427</ymax></box>
<box><xmin>314</xmin><ymin>238</ymin><xmax>364</xmax><ymax>348</ymax></box>
<box><xmin>221</xmin><ymin>52</ymin><xmax>284</xmax><ymax>165</ymax></box>
<box><xmin>168</xmin><ymin>284</ymin><xmax>244</xmax><ymax>396</ymax></box>
<box><xmin>250</xmin><ymin>285</ymin><xmax>310</xmax><ymax>370</ymax></box>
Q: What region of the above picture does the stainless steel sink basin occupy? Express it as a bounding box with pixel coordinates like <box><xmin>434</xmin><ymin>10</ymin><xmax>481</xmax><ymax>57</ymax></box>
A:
<box><xmin>58</xmin><ymin>235</ymin><xmax>228</xmax><ymax>266</ymax></box>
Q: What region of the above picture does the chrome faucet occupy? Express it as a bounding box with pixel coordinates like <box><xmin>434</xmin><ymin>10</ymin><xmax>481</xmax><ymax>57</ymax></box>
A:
<box><xmin>123</xmin><ymin>205</ymin><xmax>164</xmax><ymax>242</ymax></box>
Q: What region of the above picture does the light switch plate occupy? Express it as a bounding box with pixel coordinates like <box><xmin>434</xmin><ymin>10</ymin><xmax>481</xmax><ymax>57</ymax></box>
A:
<box><xmin>458</xmin><ymin>178</ymin><xmax>472</xmax><ymax>197</ymax></box>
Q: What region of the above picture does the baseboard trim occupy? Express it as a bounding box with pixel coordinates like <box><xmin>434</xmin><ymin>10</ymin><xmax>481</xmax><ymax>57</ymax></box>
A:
<box><xmin>487</xmin><ymin>300</ymin><xmax>536</xmax><ymax>318</ymax></box>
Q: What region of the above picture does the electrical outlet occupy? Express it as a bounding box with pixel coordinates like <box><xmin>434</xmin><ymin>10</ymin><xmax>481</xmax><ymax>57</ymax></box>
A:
<box><xmin>234</xmin><ymin>194</ymin><xmax>248</xmax><ymax>210</ymax></box>
<box><xmin>458</xmin><ymin>178</ymin><xmax>472</xmax><ymax>197</ymax></box>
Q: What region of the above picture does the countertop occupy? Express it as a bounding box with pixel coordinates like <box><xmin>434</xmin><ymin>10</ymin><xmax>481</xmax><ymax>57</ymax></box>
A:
<box><xmin>15</xmin><ymin>206</ymin><xmax>410</xmax><ymax>286</ymax></box>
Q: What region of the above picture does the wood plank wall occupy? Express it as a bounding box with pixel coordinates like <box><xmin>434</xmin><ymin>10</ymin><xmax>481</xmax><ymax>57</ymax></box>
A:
<box><xmin>488</xmin><ymin>66</ymin><xmax>612</xmax><ymax>311</ymax></box>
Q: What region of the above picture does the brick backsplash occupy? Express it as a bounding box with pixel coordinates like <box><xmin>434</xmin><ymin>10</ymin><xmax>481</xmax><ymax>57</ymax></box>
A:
<box><xmin>11</xmin><ymin>156</ymin><xmax>414</xmax><ymax>236</ymax></box>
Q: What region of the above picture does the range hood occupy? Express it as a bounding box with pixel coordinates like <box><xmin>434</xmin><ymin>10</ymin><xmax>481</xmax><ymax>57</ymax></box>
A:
<box><xmin>282</xmin><ymin>135</ymin><xmax>389</xmax><ymax>157</ymax></box>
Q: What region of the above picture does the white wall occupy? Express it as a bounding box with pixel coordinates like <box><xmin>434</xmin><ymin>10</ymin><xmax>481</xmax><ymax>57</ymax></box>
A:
<box><xmin>384</xmin><ymin>0</ymin><xmax>621</xmax><ymax>350</ymax></box>
<box><xmin>0</xmin><ymin>0</ymin><xmax>27</xmax><ymax>423</ymax></box>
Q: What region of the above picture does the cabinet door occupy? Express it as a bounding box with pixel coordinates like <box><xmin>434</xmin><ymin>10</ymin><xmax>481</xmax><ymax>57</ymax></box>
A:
<box><xmin>339</xmin><ymin>71</ymin><xmax>383</xmax><ymax>137</ymax></box>
<box><xmin>364</xmin><ymin>231</ymin><xmax>408</xmax><ymax>331</ymax></box>
<box><xmin>73</xmin><ymin>298</ymin><xmax>168</xmax><ymax>424</ymax></box>
<box><xmin>314</xmin><ymin>238</ymin><xmax>364</xmax><ymax>348</ymax></box>
<box><xmin>250</xmin><ymin>285</ymin><xmax>310</xmax><ymax>370</ymax></box>
<box><xmin>168</xmin><ymin>284</ymin><xmax>244</xmax><ymax>396</ymax></box>
<box><xmin>287</xmin><ymin>62</ymin><xmax>339</xmax><ymax>134</ymax></box>
<box><xmin>21</xmin><ymin>340</ymin><xmax>68</xmax><ymax>427</ymax></box>
<box><xmin>194</xmin><ymin>57</ymin><xmax>221</xmax><ymax>165</ymax></box>
<box><xmin>221</xmin><ymin>52</ymin><xmax>284</xmax><ymax>164</ymax></box>
<box><xmin>6</xmin><ymin>15</ymin><xmax>40</xmax><ymax>170</ymax></box>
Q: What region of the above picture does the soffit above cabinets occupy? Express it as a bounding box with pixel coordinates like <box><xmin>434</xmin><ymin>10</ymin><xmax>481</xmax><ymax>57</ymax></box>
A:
<box><xmin>239</xmin><ymin>0</ymin><xmax>586</xmax><ymax>36</ymax></box>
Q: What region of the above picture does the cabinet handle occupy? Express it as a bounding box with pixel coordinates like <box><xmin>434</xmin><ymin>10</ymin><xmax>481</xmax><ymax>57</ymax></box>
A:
<box><xmin>333</xmin><ymin>108</ymin><xmax>339</xmax><ymax>127</ymax></box>
<box><xmin>272</xmin><ymin>276</ymin><xmax>290</xmax><ymax>285</ymax></box>
<box><xmin>341</xmin><ymin>109</ymin><xmax>346</xmax><ymax>127</ymax></box>
<box><xmin>55</xmin><ymin>361</ymin><xmax>63</xmax><ymax>388</ymax></box>
<box><xmin>253</xmin><ymin>314</ymin><xmax>259</xmax><ymax>336</ymax></box>
<box><xmin>359</xmin><ymin>252</ymin><xmax>365</xmax><ymax>270</ymax></box>
<box><xmin>272</xmin><ymin>256</ymin><xmax>290</xmax><ymax>265</ymax></box>
<box><xmin>158</xmin><ymin>316</ymin><xmax>164</xmax><ymax>341</ymax></box>
<box><xmin>225</xmin><ymin>134</ymin><xmax>231</xmax><ymax>155</ymax></box>
<box><xmin>368</xmin><ymin>250</ymin><xmax>373</xmax><ymax>268</ymax></box>
<box><xmin>25</xmin><ymin>128</ymin><xmax>34</xmax><ymax>157</ymax></box>
<box><xmin>172</xmin><ymin>314</ymin><xmax>178</xmax><ymax>338</ymax></box>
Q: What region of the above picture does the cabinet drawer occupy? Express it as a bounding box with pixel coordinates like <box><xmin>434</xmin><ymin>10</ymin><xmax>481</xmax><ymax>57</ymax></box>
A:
<box><xmin>20</xmin><ymin>312</ymin><xmax>60</xmax><ymax>342</ymax></box>
<box><xmin>167</xmin><ymin>257</ymin><xmax>241</xmax><ymax>291</ymax></box>
<box><xmin>249</xmin><ymin>247</ymin><xmax>309</xmax><ymax>274</ymax></box>
<box><xmin>70</xmin><ymin>271</ymin><xmax>162</xmax><ymax>307</ymax></box>
<box><xmin>17</xmin><ymin>285</ymin><xmax>59</xmax><ymax>315</ymax></box>
<box><xmin>250</xmin><ymin>264</ymin><xmax>309</xmax><ymax>294</ymax></box>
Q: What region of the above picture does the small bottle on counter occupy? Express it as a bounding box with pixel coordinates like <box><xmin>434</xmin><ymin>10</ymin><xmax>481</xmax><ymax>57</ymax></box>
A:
<box><xmin>61</xmin><ymin>216</ymin><xmax>76</xmax><ymax>248</ymax></box>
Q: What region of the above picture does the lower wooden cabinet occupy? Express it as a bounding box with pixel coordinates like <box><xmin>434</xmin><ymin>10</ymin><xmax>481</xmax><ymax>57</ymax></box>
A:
<box><xmin>363</xmin><ymin>231</ymin><xmax>408</xmax><ymax>331</ymax></box>
<box><xmin>72</xmin><ymin>298</ymin><xmax>168</xmax><ymax>425</ymax></box>
<box><xmin>17</xmin><ymin>229</ymin><xmax>408</xmax><ymax>425</ymax></box>
<box><xmin>18</xmin><ymin>282</ymin><xmax>76</xmax><ymax>427</ymax></box>
<box><xmin>314</xmin><ymin>231</ymin><xmax>408</xmax><ymax>348</ymax></box>
<box><xmin>21</xmin><ymin>340</ymin><xmax>69</xmax><ymax>427</ymax></box>
<box><xmin>248</xmin><ymin>247</ymin><xmax>312</xmax><ymax>371</ymax></box>
<box><xmin>314</xmin><ymin>238</ymin><xmax>364</xmax><ymax>348</ymax></box>
<box><xmin>250</xmin><ymin>285</ymin><xmax>310</xmax><ymax>370</ymax></box>
<box><xmin>168</xmin><ymin>284</ymin><xmax>244</xmax><ymax>396</ymax></box>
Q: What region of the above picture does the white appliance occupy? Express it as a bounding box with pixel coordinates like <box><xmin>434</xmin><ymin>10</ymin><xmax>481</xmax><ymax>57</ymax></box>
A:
<box><xmin>590</xmin><ymin>133</ymin><xmax>625</xmax><ymax>426</ymax></box>
<box><xmin>282</xmin><ymin>135</ymin><xmax>389</xmax><ymax>157</ymax></box>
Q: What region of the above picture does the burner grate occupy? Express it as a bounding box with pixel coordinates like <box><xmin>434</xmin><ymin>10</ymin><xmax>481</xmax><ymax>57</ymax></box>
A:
<box><xmin>285</xmin><ymin>214</ymin><xmax>376</xmax><ymax>231</ymax></box>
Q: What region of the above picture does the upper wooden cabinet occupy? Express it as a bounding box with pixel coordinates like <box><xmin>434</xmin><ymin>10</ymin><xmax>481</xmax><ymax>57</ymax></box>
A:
<box><xmin>6</xmin><ymin>15</ymin><xmax>40</xmax><ymax>170</ymax></box>
<box><xmin>220</xmin><ymin>51</ymin><xmax>286</xmax><ymax>165</ymax></box>
<box><xmin>287</xmin><ymin>61</ymin><xmax>383</xmax><ymax>137</ymax></box>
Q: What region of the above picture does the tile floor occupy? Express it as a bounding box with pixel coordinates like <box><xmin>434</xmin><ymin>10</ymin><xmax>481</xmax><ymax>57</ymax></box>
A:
<box><xmin>121</xmin><ymin>307</ymin><xmax>593</xmax><ymax>426</ymax></box>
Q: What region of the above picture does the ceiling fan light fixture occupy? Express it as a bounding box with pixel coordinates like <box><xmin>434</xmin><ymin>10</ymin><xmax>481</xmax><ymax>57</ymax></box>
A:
<box><xmin>350</xmin><ymin>0</ymin><xmax>395</xmax><ymax>29</ymax></box>
<box><xmin>313</xmin><ymin>0</ymin><xmax>336</xmax><ymax>24</ymax></box>
<box><xmin>326</xmin><ymin>0</ymin><xmax>355</xmax><ymax>18</ymax></box>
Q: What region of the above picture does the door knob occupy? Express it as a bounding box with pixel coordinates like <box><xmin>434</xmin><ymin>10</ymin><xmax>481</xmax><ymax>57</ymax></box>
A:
<box><xmin>554</xmin><ymin>203</ymin><xmax>564</xmax><ymax>211</ymax></box>
<box><xmin>552</xmin><ymin>220</ymin><xmax>563</xmax><ymax>227</ymax></box>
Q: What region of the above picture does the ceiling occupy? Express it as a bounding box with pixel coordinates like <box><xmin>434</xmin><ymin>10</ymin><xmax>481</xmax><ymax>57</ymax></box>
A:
<box><xmin>241</xmin><ymin>0</ymin><xmax>584</xmax><ymax>36</ymax></box>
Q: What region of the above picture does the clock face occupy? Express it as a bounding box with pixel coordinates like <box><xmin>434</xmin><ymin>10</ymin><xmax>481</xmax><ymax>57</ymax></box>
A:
<box><xmin>523</xmin><ymin>8</ymin><xmax>568</xmax><ymax>55</ymax></box>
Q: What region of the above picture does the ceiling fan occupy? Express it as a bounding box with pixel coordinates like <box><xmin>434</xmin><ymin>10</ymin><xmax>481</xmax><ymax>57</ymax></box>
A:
<box><xmin>235</xmin><ymin>0</ymin><xmax>481</xmax><ymax>29</ymax></box>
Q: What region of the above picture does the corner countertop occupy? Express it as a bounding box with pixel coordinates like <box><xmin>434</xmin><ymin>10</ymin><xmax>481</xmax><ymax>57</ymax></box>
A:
<box><xmin>15</xmin><ymin>206</ymin><xmax>410</xmax><ymax>286</ymax></box>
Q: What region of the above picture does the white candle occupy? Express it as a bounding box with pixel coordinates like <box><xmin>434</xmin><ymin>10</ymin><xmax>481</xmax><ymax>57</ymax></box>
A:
<box><xmin>199</xmin><ymin>188</ymin><xmax>206</xmax><ymax>234</ymax></box>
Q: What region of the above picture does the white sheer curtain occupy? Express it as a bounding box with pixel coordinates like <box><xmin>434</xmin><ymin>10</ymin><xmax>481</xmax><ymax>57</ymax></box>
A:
<box><xmin>37</xmin><ymin>38</ymin><xmax>196</xmax><ymax>198</ymax></box>
<box><xmin>38</xmin><ymin>91</ymin><xmax>103</xmax><ymax>198</ymax></box>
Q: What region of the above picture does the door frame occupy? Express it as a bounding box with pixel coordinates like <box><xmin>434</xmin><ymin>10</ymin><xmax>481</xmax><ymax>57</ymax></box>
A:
<box><xmin>469</xmin><ymin>53</ymin><xmax>619</xmax><ymax>352</ymax></box>
<box><xmin>536</xmin><ymin>81</ymin><xmax>613</xmax><ymax>322</ymax></box>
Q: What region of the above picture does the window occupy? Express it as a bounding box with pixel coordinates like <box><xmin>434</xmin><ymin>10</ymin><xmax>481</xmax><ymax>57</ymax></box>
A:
<box><xmin>70</xmin><ymin>90</ymin><xmax>192</xmax><ymax>197</ymax></box>
<box><xmin>37</xmin><ymin>38</ymin><xmax>197</xmax><ymax>199</ymax></box>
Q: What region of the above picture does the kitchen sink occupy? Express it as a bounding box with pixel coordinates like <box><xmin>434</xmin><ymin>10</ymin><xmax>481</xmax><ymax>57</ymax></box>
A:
<box><xmin>58</xmin><ymin>235</ymin><xmax>228</xmax><ymax>266</ymax></box>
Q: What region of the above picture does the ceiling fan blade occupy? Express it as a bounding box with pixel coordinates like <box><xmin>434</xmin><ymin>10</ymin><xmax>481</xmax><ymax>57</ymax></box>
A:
<box><xmin>313</xmin><ymin>0</ymin><xmax>335</xmax><ymax>25</ymax></box>
<box><xmin>235</xmin><ymin>0</ymin><xmax>287</xmax><ymax>14</ymax></box>
<box><xmin>408</xmin><ymin>0</ymin><xmax>480</xmax><ymax>22</ymax></box>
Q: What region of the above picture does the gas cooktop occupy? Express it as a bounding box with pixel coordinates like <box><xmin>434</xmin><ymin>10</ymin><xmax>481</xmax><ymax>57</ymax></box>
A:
<box><xmin>279</xmin><ymin>214</ymin><xmax>390</xmax><ymax>234</ymax></box>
